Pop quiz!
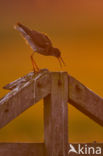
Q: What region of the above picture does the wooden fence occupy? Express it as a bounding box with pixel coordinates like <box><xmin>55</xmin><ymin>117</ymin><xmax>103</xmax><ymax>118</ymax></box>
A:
<box><xmin>0</xmin><ymin>69</ymin><xmax>103</xmax><ymax>156</ymax></box>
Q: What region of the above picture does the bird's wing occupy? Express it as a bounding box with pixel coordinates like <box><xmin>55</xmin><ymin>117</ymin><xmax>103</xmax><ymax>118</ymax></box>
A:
<box><xmin>30</xmin><ymin>30</ymin><xmax>52</xmax><ymax>48</ymax></box>
<box><xmin>15</xmin><ymin>23</ymin><xmax>52</xmax><ymax>51</ymax></box>
<box><xmin>42</xmin><ymin>33</ymin><xmax>53</xmax><ymax>46</ymax></box>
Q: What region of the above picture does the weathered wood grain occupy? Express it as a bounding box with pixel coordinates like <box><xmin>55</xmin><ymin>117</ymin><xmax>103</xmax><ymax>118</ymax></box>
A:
<box><xmin>0</xmin><ymin>143</ymin><xmax>44</xmax><ymax>156</ymax></box>
<box><xmin>44</xmin><ymin>72</ymin><xmax>68</xmax><ymax>156</ymax></box>
<box><xmin>0</xmin><ymin>143</ymin><xmax>102</xmax><ymax>156</ymax></box>
<box><xmin>0</xmin><ymin>70</ymin><xmax>51</xmax><ymax>128</ymax></box>
<box><xmin>3</xmin><ymin>69</ymin><xmax>48</xmax><ymax>90</ymax></box>
<box><xmin>68</xmin><ymin>75</ymin><xmax>103</xmax><ymax>126</ymax></box>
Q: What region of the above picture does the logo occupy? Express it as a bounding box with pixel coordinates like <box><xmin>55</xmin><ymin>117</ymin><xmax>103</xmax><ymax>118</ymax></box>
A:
<box><xmin>68</xmin><ymin>144</ymin><xmax>102</xmax><ymax>155</ymax></box>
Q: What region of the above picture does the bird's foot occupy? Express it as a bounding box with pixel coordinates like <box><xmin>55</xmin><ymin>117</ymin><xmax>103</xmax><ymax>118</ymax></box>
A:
<box><xmin>33</xmin><ymin>68</ymin><xmax>40</xmax><ymax>74</ymax></box>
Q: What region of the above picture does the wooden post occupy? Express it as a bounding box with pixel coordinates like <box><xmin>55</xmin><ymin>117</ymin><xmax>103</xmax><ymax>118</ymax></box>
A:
<box><xmin>44</xmin><ymin>72</ymin><xmax>68</xmax><ymax>156</ymax></box>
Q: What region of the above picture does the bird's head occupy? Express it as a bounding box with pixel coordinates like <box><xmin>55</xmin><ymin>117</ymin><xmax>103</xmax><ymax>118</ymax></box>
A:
<box><xmin>52</xmin><ymin>48</ymin><xmax>65</xmax><ymax>67</ymax></box>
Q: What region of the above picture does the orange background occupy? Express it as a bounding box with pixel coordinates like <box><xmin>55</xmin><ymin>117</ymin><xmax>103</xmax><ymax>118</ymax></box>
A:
<box><xmin>0</xmin><ymin>0</ymin><xmax>103</xmax><ymax>143</ymax></box>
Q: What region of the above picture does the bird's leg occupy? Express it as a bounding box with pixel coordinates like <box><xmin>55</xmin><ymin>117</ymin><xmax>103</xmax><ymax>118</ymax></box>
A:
<box><xmin>58</xmin><ymin>57</ymin><xmax>62</xmax><ymax>68</ymax></box>
<box><xmin>31</xmin><ymin>55</ymin><xmax>37</xmax><ymax>72</ymax></box>
<box><xmin>58</xmin><ymin>56</ymin><xmax>66</xmax><ymax>68</ymax></box>
<box><xmin>30</xmin><ymin>52</ymin><xmax>40</xmax><ymax>72</ymax></box>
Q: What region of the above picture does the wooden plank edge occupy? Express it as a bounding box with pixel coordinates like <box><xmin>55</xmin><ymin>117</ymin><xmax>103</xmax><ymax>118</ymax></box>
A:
<box><xmin>3</xmin><ymin>69</ymin><xmax>48</xmax><ymax>90</ymax></box>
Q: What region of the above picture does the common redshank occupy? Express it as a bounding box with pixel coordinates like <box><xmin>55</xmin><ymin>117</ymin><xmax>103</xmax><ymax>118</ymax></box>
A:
<box><xmin>14</xmin><ymin>23</ymin><xmax>65</xmax><ymax>72</ymax></box>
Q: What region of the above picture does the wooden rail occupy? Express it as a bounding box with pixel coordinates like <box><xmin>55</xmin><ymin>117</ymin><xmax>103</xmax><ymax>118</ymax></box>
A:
<box><xmin>0</xmin><ymin>69</ymin><xmax>103</xmax><ymax>155</ymax></box>
<box><xmin>0</xmin><ymin>143</ymin><xmax>102</xmax><ymax>156</ymax></box>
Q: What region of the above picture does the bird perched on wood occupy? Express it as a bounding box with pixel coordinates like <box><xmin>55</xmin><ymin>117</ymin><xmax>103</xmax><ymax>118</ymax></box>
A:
<box><xmin>14</xmin><ymin>22</ymin><xmax>65</xmax><ymax>72</ymax></box>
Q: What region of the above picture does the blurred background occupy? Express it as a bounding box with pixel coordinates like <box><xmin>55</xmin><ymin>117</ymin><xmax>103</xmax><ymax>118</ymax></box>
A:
<box><xmin>0</xmin><ymin>0</ymin><xmax>103</xmax><ymax>143</ymax></box>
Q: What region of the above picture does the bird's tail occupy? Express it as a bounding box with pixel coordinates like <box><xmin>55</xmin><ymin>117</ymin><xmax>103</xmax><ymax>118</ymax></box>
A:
<box><xmin>14</xmin><ymin>22</ymin><xmax>31</xmax><ymax>36</ymax></box>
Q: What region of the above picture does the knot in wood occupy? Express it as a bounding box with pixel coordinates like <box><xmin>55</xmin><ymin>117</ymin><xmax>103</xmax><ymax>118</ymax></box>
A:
<box><xmin>37</xmin><ymin>82</ymin><xmax>42</xmax><ymax>88</ymax></box>
<box><xmin>58</xmin><ymin>79</ymin><xmax>62</xmax><ymax>86</ymax></box>
<box><xmin>5</xmin><ymin>109</ymin><xmax>9</xmax><ymax>113</ymax></box>
<box><xmin>75</xmin><ymin>84</ymin><xmax>82</xmax><ymax>92</ymax></box>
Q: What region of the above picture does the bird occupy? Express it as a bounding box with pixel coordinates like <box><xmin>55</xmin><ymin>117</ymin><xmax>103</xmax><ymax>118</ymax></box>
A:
<box><xmin>14</xmin><ymin>22</ymin><xmax>65</xmax><ymax>72</ymax></box>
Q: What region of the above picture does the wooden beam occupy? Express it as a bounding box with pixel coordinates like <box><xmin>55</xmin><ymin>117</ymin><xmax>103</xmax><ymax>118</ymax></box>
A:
<box><xmin>0</xmin><ymin>143</ymin><xmax>44</xmax><ymax>156</ymax></box>
<box><xmin>68</xmin><ymin>75</ymin><xmax>103</xmax><ymax>126</ymax></box>
<box><xmin>0</xmin><ymin>69</ymin><xmax>51</xmax><ymax>128</ymax></box>
<box><xmin>3</xmin><ymin>69</ymin><xmax>48</xmax><ymax>90</ymax></box>
<box><xmin>0</xmin><ymin>143</ymin><xmax>102</xmax><ymax>156</ymax></box>
<box><xmin>44</xmin><ymin>72</ymin><xmax>68</xmax><ymax>156</ymax></box>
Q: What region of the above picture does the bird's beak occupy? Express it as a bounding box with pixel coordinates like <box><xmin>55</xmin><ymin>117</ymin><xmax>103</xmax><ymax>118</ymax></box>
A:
<box><xmin>58</xmin><ymin>56</ymin><xmax>65</xmax><ymax>68</ymax></box>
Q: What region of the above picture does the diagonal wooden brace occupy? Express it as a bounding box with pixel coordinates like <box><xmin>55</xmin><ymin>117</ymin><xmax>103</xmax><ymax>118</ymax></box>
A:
<box><xmin>0</xmin><ymin>69</ymin><xmax>51</xmax><ymax>128</ymax></box>
<box><xmin>68</xmin><ymin>75</ymin><xmax>103</xmax><ymax>126</ymax></box>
